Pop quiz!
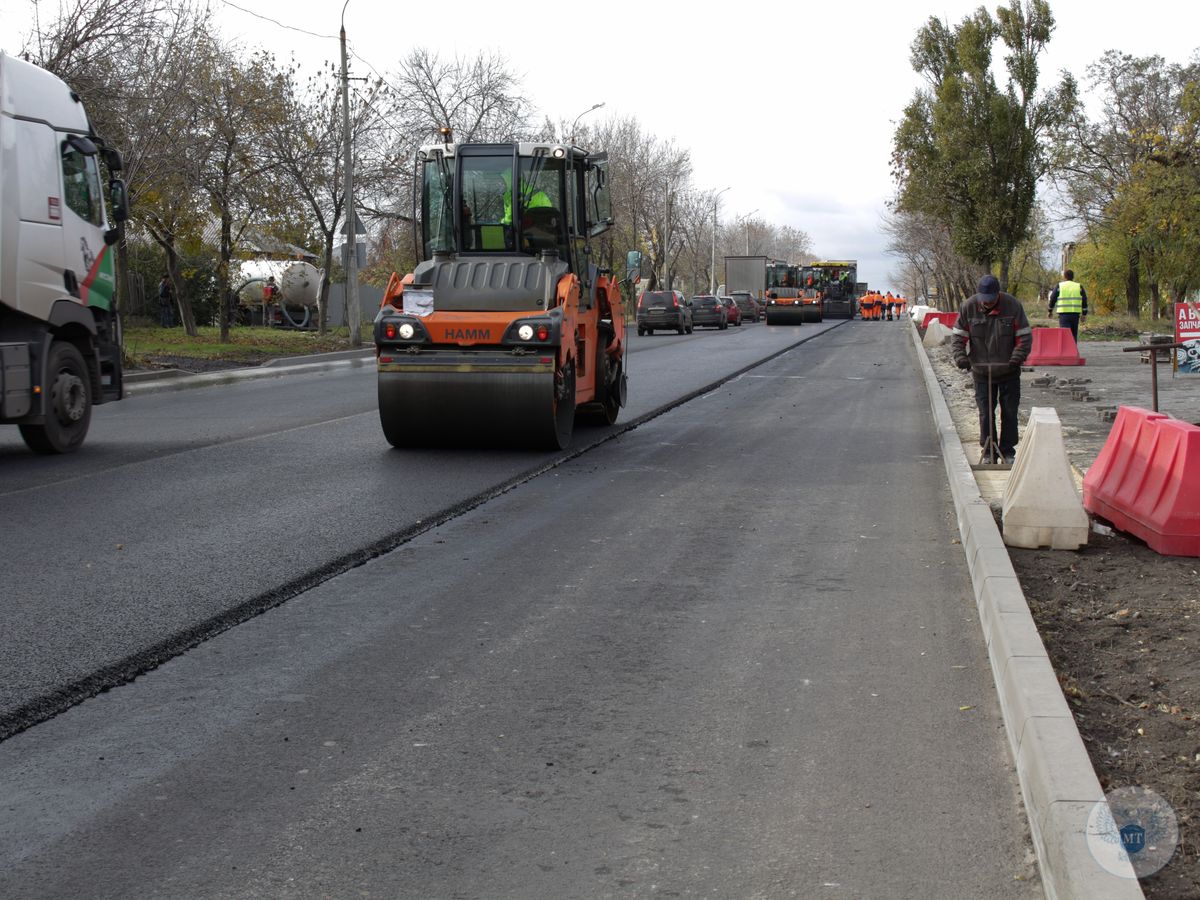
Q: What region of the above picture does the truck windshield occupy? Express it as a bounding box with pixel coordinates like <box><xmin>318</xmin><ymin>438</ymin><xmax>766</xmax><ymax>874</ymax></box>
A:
<box><xmin>61</xmin><ymin>143</ymin><xmax>104</xmax><ymax>227</ymax></box>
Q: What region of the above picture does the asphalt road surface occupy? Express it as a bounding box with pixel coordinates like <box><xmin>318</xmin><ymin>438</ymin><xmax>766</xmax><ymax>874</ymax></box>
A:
<box><xmin>0</xmin><ymin>321</ymin><xmax>1039</xmax><ymax>897</ymax></box>
<box><xmin>0</xmin><ymin>323</ymin><xmax>835</xmax><ymax>735</ymax></box>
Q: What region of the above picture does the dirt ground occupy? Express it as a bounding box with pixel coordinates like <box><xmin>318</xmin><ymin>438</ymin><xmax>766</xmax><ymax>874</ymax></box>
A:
<box><xmin>926</xmin><ymin>332</ymin><xmax>1200</xmax><ymax>899</ymax></box>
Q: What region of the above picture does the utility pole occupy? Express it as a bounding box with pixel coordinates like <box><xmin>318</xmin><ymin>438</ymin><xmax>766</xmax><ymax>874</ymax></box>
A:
<box><xmin>340</xmin><ymin>7</ymin><xmax>361</xmax><ymax>347</ymax></box>
<box><xmin>711</xmin><ymin>187</ymin><xmax>730</xmax><ymax>293</ymax></box>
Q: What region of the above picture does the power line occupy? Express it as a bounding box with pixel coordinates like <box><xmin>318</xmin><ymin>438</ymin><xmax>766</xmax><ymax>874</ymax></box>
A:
<box><xmin>217</xmin><ymin>0</ymin><xmax>338</xmax><ymax>41</ymax></box>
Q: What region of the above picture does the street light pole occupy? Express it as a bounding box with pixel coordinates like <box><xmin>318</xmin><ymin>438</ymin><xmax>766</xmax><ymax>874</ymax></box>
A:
<box><xmin>710</xmin><ymin>187</ymin><xmax>730</xmax><ymax>294</ymax></box>
<box><xmin>742</xmin><ymin>208</ymin><xmax>758</xmax><ymax>255</ymax></box>
<box><xmin>340</xmin><ymin>2</ymin><xmax>361</xmax><ymax>347</ymax></box>
<box><xmin>733</xmin><ymin>208</ymin><xmax>759</xmax><ymax>257</ymax></box>
<box><xmin>568</xmin><ymin>102</ymin><xmax>604</xmax><ymax>143</ymax></box>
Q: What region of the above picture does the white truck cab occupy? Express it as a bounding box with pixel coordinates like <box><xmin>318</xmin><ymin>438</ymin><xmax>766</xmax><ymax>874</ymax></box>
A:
<box><xmin>1</xmin><ymin>51</ymin><xmax>128</xmax><ymax>453</ymax></box>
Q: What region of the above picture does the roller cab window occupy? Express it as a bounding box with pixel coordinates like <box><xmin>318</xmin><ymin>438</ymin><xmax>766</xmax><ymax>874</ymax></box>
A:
<box><xmin>423</xmin><ymin>150</ymin><xmax>569</xmax><ymax>259</ymax></box>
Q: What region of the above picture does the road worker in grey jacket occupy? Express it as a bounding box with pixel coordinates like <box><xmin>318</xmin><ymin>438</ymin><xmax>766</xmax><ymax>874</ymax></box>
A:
<box><xmin>951</xmin><ymin>275</ymin><xmax>1034</xmax><ymax>464</ymax></box>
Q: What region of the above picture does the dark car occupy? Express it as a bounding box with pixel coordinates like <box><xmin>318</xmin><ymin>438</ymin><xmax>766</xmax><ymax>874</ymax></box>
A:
<box><xmin>730</xmin><ymin>290</ymin><xmax>761</xmax><ymax>322</ymax></box>
<box><xmin>690</xmin><ymin>295</ymin><xmax>728</xmax><ymax>330</ymax></box>
<box><xmin>718</xmin><ymin>295</ymin><xmax>742</xmax><ymax>326</ymax></box>
<box><xmin>637</xmin><ymin>290</ymin><xmax>693</xmax><ymax>335</ymax></box>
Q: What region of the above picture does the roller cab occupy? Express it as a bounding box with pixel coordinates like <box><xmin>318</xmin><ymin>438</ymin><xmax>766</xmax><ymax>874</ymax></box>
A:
<box><xmin>763</xmin><ymin>262</ymin><xmax>815</xmax><ymax>325</ymax></box>
<box><xmin>809</xmin><ymin>261</ymin><xmax>858</xmax><ymax>319</ymax></box>
<box><xmin>375</xmin><ymin>141</ymin><xmax>625</xmax><ymax>449</ymax></box>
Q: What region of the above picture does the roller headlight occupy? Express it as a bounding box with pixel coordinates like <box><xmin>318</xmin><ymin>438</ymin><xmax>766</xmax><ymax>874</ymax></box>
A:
<box><xmin>518</xmin><ymin>324</ymin><xmax>535</xmax><ymax>341</ymax></box>
<box><xmin>398</xmin><ymin>323</ymin><xmax>415</xmax><ymax>340</ymax></box>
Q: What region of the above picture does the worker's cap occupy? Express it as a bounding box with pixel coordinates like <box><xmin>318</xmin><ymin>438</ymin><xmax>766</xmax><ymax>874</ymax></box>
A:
<box><xmin>977</xmin><ymin>274</ymin><xmax>1000</xmax><ymax>302</ymax></box>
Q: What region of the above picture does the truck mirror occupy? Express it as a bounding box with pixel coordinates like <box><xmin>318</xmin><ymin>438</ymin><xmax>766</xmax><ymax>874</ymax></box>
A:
<box><xmin>102</xmin><ymin>146</ymin><xmax>124</xmax><ymax>173</ymax></box>
<box><xmin>66</xmin><ymin>134</ymin><xmax>98</xmax><ymax>156</ymax></box>
<box><xmin>626</xmin><ymin>250</ymin><xmax>642</xmax><ymax>274</ymax></box>
<box><xmin>108</xmin><ymin>179</ymin><xmax>129</xmax><ymax>223</ymax></box>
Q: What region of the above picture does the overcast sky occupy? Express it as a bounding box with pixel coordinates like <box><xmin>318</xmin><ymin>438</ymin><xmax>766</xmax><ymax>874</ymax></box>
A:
<box><xmin>5</xmin><ymin>0</ymin><xmax>1197</xmax><ymax>293</ymax></box>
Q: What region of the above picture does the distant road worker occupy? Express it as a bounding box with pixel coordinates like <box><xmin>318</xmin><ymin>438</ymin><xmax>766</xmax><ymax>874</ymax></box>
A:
<box><xmin>1048</xmin><ymin>268</ymin><xmax>1088</xmax><ymax>343</ymax></box>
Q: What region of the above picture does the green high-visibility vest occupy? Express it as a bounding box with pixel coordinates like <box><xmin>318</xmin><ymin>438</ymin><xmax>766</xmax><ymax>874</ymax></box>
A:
<box><xmin>1056</xmin><ymin>280</ymin><xmax>1083</xmax><ymax>314</ymax></box>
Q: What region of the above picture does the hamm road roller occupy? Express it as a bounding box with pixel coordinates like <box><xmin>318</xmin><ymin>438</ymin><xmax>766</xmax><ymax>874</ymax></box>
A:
<box><xmin>374</xmin><ymin>140</ymin><xmax>627</xmax><ymax>449</ymax></box>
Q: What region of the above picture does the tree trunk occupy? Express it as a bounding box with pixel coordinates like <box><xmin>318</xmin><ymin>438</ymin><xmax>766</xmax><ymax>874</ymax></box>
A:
<box><xmin>218</xmin><ymin>209</ymin><xmax>233</xmax><ymax>343</ymax></box>
<box><xmin>1125</xmin><ymin>248</ymin><xmax>1141</xmax><ymax>317</ymax></box>
<box><xmin>998</xmin><ymin>258</ymin><xmax>1009</xmax><ymax>294</ymax></box>
<box><xmin>318</xmin><ymin>237</ymin><xmax>334</xmax><ymax>335</ymax></box>
<box><xmin>166</xmin><ymin>246</ymin><xmax>196</xmax><ymax>336</ymax></box>
<box><xmin>1149</xmin><ymin>282</ymin><xmax>1161</xmax><ymax>320</ymax></box>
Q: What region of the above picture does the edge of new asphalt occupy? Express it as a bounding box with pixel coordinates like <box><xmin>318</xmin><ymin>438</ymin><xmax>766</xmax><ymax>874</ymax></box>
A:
<box><xmin>908</xmin><ymin>322</ymin><xmax>1143</xmax><ymax>900</ymax></box>
<box><xmin>122</xmin><ymin>348</ymin><xmax>378</xmax><ymax>395</ymax></box>
<box><xmin>3</xmin><ymin>325</ymin><xmax>841</xmax><ymax>742</ymax></box>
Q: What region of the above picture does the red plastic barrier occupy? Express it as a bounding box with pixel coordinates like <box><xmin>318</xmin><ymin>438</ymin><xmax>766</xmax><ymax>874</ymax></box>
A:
<box><xmin>922</xmin><ymin>310</ymin><xmax>959</xmax><ymax>329</ymax></box>
<box><xmin>1083</xmin><ymin>406</ymin><xmax>1200</xmax><ymax>556</ymax></box>
<box><xmin>1025</xmin><ymin>327</ymin><xmax>1085</xmax><ymax>366</ymax></box>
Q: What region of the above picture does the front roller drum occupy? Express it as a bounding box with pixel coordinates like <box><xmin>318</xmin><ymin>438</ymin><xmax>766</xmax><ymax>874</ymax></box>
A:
<box><xmin>378</xmin><ymin>365</ymin><xmax>575</xmax><ymax>450</ymax></box>
<box><xmin>765</xmin><ymin>307</ymin><xmax>807</xmax><ymax>326</ymax></box>
<box><xmin>801</xmin><ymin>305</ymin><xmax>823</xmax><ymax>324</ymax></box>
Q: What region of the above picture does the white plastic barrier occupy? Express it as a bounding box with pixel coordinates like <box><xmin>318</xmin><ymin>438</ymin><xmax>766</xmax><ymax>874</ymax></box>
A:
<box><xmin>911</xmin><ymin>305</ymin><xmax>932</xmax><ymax>325</ymax></box>
<box><xmin>922</xmin><ymin>320</ymin><xmax>952</xmax><ymax>347</ymax></box>
<box><xmin>1002</xmin><ymin>407</ymin><xmax>1089</xmax><ymax>550</ymax></box>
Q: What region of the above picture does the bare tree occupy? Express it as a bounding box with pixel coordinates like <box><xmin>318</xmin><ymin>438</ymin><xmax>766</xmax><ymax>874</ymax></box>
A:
<box><xmin>388</xmin><ymin>48</ymin><xmax>533</xmax><ymax>143</ymax></box>
<box><xmin>265</xmin><ymin>60</ymin><xmax>392</xmax><ymax>333</ymax></box>
<box><xmin>883</xmin><ymin>207</ymin><xmax>981</xmax><ymax>308</ymax></box>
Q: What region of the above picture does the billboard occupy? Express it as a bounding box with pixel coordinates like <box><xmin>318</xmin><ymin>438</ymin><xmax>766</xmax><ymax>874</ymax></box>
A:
<box><xmin>1175</xmin><ymin>302</ymin><xmax>1200</xmax><ymax>374</ymax></box>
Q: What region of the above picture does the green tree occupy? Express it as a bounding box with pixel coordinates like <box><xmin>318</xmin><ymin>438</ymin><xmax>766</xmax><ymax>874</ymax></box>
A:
<box><xmin>892</xmin><ymin>1</ymin><xmax>1075</xmax><ymax>289</ymax></box>
<box><xmin>191</xmin><ymin>41</ymin><xmax>289</xmax><ymax>342</ymax></box>
<box><xmin>1056</xmin><ymin>52</ymin><xmax>1200</xmax><ymax>315</ymax></box>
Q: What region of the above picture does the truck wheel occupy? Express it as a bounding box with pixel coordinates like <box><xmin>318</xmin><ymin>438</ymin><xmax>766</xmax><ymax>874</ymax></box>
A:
<box><xmin>20</xmin><ymin>341</ymin><xmax>92</xmax><ymax>454</ymax></box>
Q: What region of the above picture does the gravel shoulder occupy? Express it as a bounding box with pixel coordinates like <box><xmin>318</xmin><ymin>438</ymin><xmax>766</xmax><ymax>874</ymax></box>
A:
<box><xmin>925</xmin><ymin>331</ymin><xmax>1200</xmax><ymax>899</ymax></box>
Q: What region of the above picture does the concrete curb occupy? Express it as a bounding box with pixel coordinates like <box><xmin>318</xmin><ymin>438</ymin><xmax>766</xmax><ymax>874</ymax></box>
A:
<box><xmin>124</xmin><ymin>350</ymin><xmax>376</xmax><ymax>396</ymax></box>
<box><xmin>909</xmin><ymin>323</ymin><xmax>1143</xmax><ymax>900</ymax></box>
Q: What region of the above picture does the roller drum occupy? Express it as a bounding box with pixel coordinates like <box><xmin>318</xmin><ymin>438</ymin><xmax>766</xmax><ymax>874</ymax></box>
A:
<box><xmin>765</xmin><ymin>307</ymin><xmax>808</xmax><ymax>326</ymax></box>
<box><xmin>378</xmin><ymin>364</ymin><xmax>574</xmax><ymax>450</ymax></box>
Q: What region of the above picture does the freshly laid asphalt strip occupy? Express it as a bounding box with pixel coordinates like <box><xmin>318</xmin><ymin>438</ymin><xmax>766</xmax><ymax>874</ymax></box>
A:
<box><xmin>0</xmin><ymin>323</ymin><xmax>840</xmax><ymax>740</ymax></box>
<box><xmin>0</xmin><ymin>322</ymin><xmax>1038</xmax><ymax>898</ymax></box>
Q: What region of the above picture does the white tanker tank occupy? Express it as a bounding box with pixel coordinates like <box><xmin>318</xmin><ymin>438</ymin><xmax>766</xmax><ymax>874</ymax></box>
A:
<box><xmin>236</xmin><ymin>259</ymin><xmax>323</xmax><ymax>306</ymax></box>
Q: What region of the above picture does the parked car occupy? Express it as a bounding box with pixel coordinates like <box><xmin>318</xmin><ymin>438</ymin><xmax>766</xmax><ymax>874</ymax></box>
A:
<box><xmin>730</xmin><ymin>290</ymin><xmax>761</xmax><ymax>322</ymax></box>
<box><xmin>719</xmin><ymin>295</ymin><xmax>742</xmax><ymax>326</ymax></box>
<box><xmin>690</xmin><ymin>295</ymin><xmax>728</xmax><ymax>330</ymax></box>
<box><xmin>637</xmin><ymin>290</ymin><xmax>693</xmax><ymax>335</ymax></box>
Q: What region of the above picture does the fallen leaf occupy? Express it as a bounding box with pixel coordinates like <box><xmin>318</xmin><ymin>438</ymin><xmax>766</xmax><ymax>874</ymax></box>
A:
<box><xmin>959</xmin><ymin>705</ymin><xmax>975</xmax><ymax>712</ymax></box>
